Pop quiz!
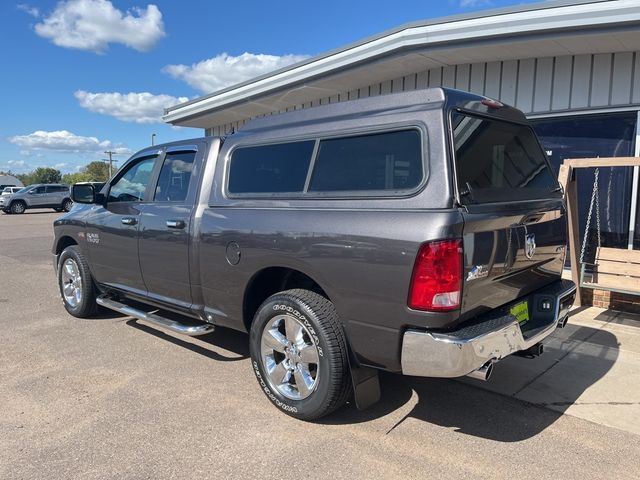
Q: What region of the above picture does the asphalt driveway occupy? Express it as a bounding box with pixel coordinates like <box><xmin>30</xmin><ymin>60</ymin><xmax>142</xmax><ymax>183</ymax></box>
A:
<box><xmin>1</xmin><ymin>210</ymin><xmax>639</xmax><ymax>479</ymax></box>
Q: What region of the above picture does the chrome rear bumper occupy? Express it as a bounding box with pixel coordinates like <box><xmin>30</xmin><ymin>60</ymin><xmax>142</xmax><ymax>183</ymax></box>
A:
<box><xmin>401</xmin><ymin>280</ymin><xmax>576</xmax><ymax>378</ymax></box>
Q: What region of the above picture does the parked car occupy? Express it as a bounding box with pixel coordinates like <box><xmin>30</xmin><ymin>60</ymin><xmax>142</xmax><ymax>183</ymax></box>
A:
<box><xmin>2</xmin><ymin>184</ymin><xmax>72</xmax><ymax>214</ymax></box>
<box><xmin>1</xmin><ymin>186</ymin><xmax>22</xmax><ymax>196</ymax></box>
<box><xmin>52</xmin><ymin>88</ymin><xmax>575</xmax><ymax>420</ymax></box>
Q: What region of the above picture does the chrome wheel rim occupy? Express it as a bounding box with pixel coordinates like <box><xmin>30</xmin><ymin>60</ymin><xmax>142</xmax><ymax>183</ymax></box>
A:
<box><xmin>61</xmin><ymin>258</ymin><xmax>82</xmax><ymax>308</ymax></box>
<box><xmin>260</xmin><ymin>313</ymin><xmax>320</xmax><ymax>400</ymax></box>
<box><xmin>13</xmin><ymin>203</ymin><xmax>24</xmax><ymax>213</ymax></box>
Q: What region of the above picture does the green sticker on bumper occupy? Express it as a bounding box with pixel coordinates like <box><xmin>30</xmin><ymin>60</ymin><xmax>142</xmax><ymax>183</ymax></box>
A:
<box><xmin>510</xmin><ymin>301</ymin><xmax>529</xmax><ymax>324</ymax></box>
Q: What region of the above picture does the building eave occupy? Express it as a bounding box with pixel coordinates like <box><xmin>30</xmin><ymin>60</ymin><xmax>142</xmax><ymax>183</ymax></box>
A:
<box><xmin>164</xmin><ymin>0</ymin><xmax>640</xmax><ymax>128</ymax></box>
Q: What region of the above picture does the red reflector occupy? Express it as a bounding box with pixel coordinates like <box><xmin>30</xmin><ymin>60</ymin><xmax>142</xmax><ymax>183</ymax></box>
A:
<box><xmin>481</xmin><ymin>98</ymin><xmax>504</xmax><ymax>109</ymax></box>
<box><xmin>408</xmin><ymin>239</ymin><xmax>463</xmax><ymax>311</ymax></box>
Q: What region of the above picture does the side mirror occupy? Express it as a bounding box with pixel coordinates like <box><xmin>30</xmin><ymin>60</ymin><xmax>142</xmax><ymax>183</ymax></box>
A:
<box><xmin>72</xmin><ymin>184</ymin><xmax>96</xmax><ymax>204</ymax></box>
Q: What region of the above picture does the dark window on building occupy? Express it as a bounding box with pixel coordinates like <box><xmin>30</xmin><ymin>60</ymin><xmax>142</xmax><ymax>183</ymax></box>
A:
<box><xmin>228</xmin><ymin>141</ymin><xmax>315</xmax><ymax>194</ymax></box>
<box><xmin>154</xmin><ymin>151</ymin><xmax>196</xmax><ymax>202</ymax></box>
<box><xmin>532</xmin><ymin>113</ymin><xmax>637</xmax><ymax>251</ymax></box>
<box><xmin>452</xmin><ymin>112</ymin><xmax>559</xmax><ymax>204</ymax></box>
<box><xmin>308</xmin><ymin>130</ymin><xmax>422</xmax><ymax>193</ymax></box>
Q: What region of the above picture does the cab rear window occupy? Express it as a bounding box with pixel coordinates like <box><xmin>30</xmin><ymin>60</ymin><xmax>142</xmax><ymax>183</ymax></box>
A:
<box><xmin>451</xmin><ymin>112</ymin><xmax>560</xmax><ymax>204</ymax></box>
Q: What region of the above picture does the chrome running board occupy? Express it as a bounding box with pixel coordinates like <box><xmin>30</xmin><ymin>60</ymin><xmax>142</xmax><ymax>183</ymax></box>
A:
<box><xmin>97</xmin><ymin>296</ymin><xmax>215</xmax><ymax>337</ymax></box>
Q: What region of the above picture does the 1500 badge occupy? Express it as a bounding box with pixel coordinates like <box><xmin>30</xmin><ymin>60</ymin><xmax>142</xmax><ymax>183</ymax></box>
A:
<box><xmin>86</xmin><ymin>233</ymin><xmax>100</xmax><ymax>244</ymax></box>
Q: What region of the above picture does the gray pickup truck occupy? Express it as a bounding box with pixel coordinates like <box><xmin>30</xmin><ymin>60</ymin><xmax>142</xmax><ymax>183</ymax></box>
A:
<box><xmin>53</xmin><ymin>88</ymin><xmax>576</xmax><ymax>420</ymax></box>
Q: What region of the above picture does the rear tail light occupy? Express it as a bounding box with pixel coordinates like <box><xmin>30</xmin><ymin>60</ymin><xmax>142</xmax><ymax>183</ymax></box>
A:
<box><xmin>408</xmin><ymin>239</ymin><xmax>463</xmax><ymax>311</ymax></box>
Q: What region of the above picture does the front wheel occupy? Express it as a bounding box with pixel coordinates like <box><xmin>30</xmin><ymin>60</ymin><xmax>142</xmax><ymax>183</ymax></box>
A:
<box><xmin>57</xmin><ymin>245</ymin><xmax>97</xmax><ymax>317</ymax></box>
<box><xmin>10</xmin><ymin>201</ymin><xmax>26</xmax><ymax>214</ymax></box>
<box><xmin>249</xmin><ymin>289</ymin><xmax>351</xmax><ymax>420</ymax></box>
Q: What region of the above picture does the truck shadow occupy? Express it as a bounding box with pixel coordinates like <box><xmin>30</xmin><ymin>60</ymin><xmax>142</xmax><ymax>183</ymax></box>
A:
<box><xmin>116</xmin><ymin>306</ymin><xmax>620</xmax><ymax>441</ymax></box>
<box><xmin>125</xmin><ymin>319</ymin><xmax>249</xmax><ymax>362</ymax></box>
<box><xmin>325</xmin><ymin>317</ymin><xmax>619</xmax><ymax>442</ymax></box>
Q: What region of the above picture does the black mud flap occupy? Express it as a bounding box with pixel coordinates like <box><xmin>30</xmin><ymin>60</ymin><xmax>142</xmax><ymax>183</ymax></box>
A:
<box><xmin>347</xmin><ymin>349</ymin><xmax>381</xmax><ymax>410</ymax></box>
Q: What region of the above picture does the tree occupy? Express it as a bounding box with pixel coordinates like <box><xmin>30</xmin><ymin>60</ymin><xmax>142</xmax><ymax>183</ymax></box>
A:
<box><xmin>62</xmin><ymin>172</ymin><xmax>92</xmax><ymax>185</ymax></box>
<box><xmin>61</xmin><ymin>161</ymin><xmax>114</xmax><ymax>185</ymax></box>
<box><xmin>30</xmin><ymin>167</ymin><xmax>62</xmax><ymax>184</ymax></box>
<box><xmin>15</xmin><ymin>172</ymin><xmax>33</xmax><ymax>185</ymax></box>
<box><xmin>84</xmin><ymin>161</ymin><xmax>113</xmax><ymax>181</ymax></box>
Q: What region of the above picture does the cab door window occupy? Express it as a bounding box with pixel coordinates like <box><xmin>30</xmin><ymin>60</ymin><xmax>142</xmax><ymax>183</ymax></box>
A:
<box><xmin>32</xmin><ymin>186</ymin><xmax>46</xmax><ymax>194</ymax></box>
<box><xmin>108</xmin><ymin>157</ymin><xmax>156</xmax><ymax>203</ymax></box>
<box><xmin>154</xmin><ymin>151</ymin><xmax>196</xmax><ymax>202</ymax></box>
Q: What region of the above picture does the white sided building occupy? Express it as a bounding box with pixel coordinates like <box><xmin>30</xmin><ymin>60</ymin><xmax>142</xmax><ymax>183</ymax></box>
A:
<box><xmin>165</xmin><ymin>0</ymin><xmax>640</xmax><ymax>251</ymax></box>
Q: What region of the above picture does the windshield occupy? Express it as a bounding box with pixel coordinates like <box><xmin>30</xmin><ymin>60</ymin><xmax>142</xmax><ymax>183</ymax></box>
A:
<box><xmin>451</xmin><ymin>111</ymin><xmax>560</xmax><ymax>204</ymax></box>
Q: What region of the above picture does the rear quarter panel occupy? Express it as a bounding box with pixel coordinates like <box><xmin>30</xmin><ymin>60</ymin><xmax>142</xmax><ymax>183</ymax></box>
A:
<box><xmin>198</xmin><ymin>208</ymin><xmax>463</xmax><ymax>371</ymax></box>
<box><xmin>197</xmin><ymin>104</ymin><xmax>462</xmax><ymax>372</ymax></box>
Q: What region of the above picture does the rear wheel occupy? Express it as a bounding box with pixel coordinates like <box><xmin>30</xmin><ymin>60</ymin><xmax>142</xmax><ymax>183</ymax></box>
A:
<box><xmin>10</xmin><ymin>201</ymin><xmax>26</xmax><ymax>214</ymax></box>
<box><xmin>57</xmin><ymin>246</ymin><xmax>97</xmax><ymax>317</ymax></box>
<box><xmin>62</xmin><ymin>198</ymin><xmax>73</xmax><ymax>212</ymax></box>
<box><xmin>249</xmin><ymin>289</ymin><xmax>351</xmax><ymax>420</ymax></box>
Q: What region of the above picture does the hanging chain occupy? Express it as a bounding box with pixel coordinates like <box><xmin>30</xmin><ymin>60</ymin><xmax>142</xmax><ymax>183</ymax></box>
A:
<box><xmin>579</xmin><ymin>168</ymin><xmax>600</xmax><ymax>264</ymax></box>
<box><xmin>596</xmin><ymin>170</ymin><xmax>603</xmax><ymax>249</ymax></box>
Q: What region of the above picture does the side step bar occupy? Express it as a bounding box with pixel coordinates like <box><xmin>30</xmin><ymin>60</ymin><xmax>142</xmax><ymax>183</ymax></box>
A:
<box><xmin>96</xmin><ymin>296</ymin><xmax>215</xmax><ymax>337</ymax></box>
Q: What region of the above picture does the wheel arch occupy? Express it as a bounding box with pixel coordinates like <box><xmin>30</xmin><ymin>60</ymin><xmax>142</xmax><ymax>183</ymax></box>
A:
<box><xmin>242</xmin><ymin>267</ymin><xmax>331</xmax><ymax>333</ymax></box>
<box><xmin>55</xmin><ymin>235</ymin><xmax>78</xmax><ymax>255</ymax></box>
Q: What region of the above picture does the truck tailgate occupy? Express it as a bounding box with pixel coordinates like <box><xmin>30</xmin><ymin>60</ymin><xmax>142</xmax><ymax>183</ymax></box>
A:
<box><xmin>450</xmin><ymin>109</ymin><xmax>566</xmax><ymax>321</ymax></box>
<box><xmin>459</xmin><ymin>200</ymin><xmax>566</xmax><ymax>320</ymax></box>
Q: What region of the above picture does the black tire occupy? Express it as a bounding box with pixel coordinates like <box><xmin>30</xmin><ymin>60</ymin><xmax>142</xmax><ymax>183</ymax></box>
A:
<box><xmin>57</xmin><ymin>245</ymin><xmax>98</xmax><ymax>318</ymax></box>
<box><xmin>54</xmin><ymin>208</ymin><xmax>63</xmax><ymax>212</ymax></box>
<box><xmin>10</xmin><ymin>201</ymin><xmax>26</xmax><ymax>214</ymax></box>
<box><xmin>62</xmin><ymin>198</ymin><xmax>73</xmax><ymax>212</ymax></box>
<box><xmin>249</xmin><ymin>289</ymin><xmax>351</xmax><ymax>420</ymax></box>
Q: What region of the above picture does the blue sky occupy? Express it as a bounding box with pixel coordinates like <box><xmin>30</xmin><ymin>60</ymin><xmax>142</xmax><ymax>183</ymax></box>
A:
<box><xmin>0</xmin><ymin>0</ymin><xmax>537</xmax><ymax>175</ymax></box>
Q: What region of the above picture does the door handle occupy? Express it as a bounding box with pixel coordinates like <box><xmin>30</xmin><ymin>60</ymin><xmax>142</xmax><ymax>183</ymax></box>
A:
<box><xmin>121</xmin><ymin>217</ymin><xmax>137</xmax><ymax>226</ymax></box>
<box><xmin>166</xmin><ymin>219</ymin><xmax>186</xmax><ymax>229</ymax></box>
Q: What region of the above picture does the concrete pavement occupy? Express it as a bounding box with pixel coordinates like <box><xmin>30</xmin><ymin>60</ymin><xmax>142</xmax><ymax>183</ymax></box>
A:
<box><xmin>1</xmin><ymin>210</ymin><xmax>639</xmax><ymax>479</ymax></box>
<box><xmin>461</xmin><ymin>307</ymin><xmax>640</xmax><ymax>435</ymax></box>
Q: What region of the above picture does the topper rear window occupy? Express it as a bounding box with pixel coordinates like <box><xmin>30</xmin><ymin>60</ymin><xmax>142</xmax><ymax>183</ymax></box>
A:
<box><xmin>452</xmin><ymin>112</ymin><xmax>560</xmax><ymax>204</ymax></box>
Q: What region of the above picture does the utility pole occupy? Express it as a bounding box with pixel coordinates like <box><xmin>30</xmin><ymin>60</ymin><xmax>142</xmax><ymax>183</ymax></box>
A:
<box><xmin>103</xmin><ymin>151</ymin><xmax>118</xmax><ymax>178</ymax></box>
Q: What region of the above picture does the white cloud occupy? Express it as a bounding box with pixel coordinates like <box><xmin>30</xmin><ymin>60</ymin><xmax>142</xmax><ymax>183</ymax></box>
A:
<box><xmin>8</xmin><ymin>130</ymin><xmax>130</xmax><ymax>154</ymax></box>
<box><xmin>1</xmin><ymin>160</ymin><xmax>30</xmax><ymax>174</ymax></box>
<box><xmin>75</xmin><ymin>90</ymin><xmax>189</xmax><ymax>123</ymax></box>
<box><xmin>34</xmin><ymin>0</ymin><xmax>165</xmax><ymax>53</ymax></box>
<box><xmin>17</xmin><ymin>4</ymin><xmax>40</xmax><ymax>17</ymax></box>
<box><xmin>458</xmin><ymin>0</ymin><xmax>492</xmax><ymax>7</ymax></box>
<box><xmin>163</xmin><ymin>52</ymin><xmax>310</xmax><ymax>93</ymax></box>
<box><xmin>8</xmin><ymin>160</ymin><xmax>27</xmax><ymax>167</ymax></box>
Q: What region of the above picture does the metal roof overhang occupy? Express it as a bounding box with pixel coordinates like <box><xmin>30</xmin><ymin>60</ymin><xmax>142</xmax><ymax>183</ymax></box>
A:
<box><xmin>163</xmin><ymin>0</ymin><xmax>640</xmax><ymax>128</ymax></box>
